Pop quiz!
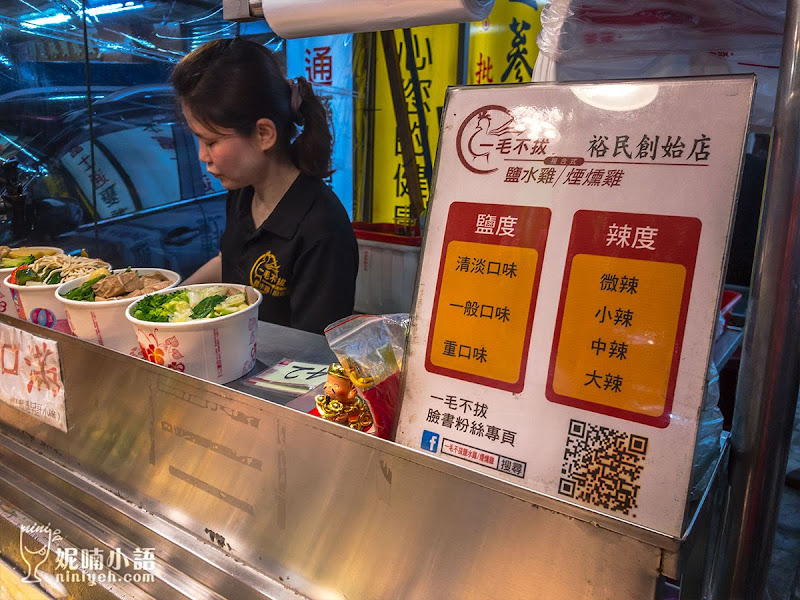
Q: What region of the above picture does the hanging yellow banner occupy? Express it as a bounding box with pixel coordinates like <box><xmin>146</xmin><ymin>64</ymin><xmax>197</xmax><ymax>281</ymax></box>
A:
<box><xmin>468</xmin><ymin>0</ymin><xmax>544</xmax><ymax>85</ymax></box>
<box><xmin>372</xmin><ymin>25</ymin><xmax>459</xmax><ymax>225</ymax></box>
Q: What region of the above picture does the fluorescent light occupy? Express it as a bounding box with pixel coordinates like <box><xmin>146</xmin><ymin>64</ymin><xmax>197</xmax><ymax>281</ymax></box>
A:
<box><xmin>49</xmin><ymin>94</ymin><xmax>106</xmax><ymax>100</ymax></box>
<box><xmin>86</xmin><ymin>2</ymin><xmax>143</xmax><ymax>17</ymax></box>
<box><xmin>0</xmin><ymin>132</ymin><xmax>38</xmax><ymax>163</ymax></box>
<box><xmin>20</xmin><ymin>2</ymin><xmax>143</xmax><ymax>28</ymax></box>
<box><xmin>21</xmin><ymin>13</ymin><xmax>71</xmax><ymax>28</ymax></box>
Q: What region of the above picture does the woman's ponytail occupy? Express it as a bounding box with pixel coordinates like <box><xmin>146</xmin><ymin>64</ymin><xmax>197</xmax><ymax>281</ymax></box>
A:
<box><xmin>172</xmin><ymin>39</ymin><xmax>334</xmax><ymax>180</ymax></box>
<box><xmin>289</xmin><ymin>77</ymin><xmax>333</xmax><ymax>179</ymax></box>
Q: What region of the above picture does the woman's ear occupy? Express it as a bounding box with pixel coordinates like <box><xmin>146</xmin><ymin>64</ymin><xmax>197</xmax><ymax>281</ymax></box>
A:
<box><xmin>254</xmin><ymin>118</ymin><xmax>278</xmax><ymax>151</ymax></box>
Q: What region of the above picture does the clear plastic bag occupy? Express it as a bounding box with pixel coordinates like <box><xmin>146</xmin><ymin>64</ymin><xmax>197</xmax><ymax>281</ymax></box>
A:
<box><xmin>324</xmin><ymin>314</ymin><xmax>410</xmax><ymax>439</ymax></box>
<box><xmin>689</xmin><ymin>361</ymin><xmax>725</xmax><ymax>500</ymax></box>
<box><xmin>535</xmin><ymin>0</ymin><xmax>784</xmax><ymax>127</ymax></box>
<box><xmin>537</xmin><ymin>0</ymin><xmax>784</xmax><ymax>61</ymax></box>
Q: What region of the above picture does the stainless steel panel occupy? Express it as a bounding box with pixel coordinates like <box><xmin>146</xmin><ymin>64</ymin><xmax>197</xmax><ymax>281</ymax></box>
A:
<box><xmin>0</xmin><ymin>316</ymin><xmax>700</xmax><ymax>599</ymax></box>
<box><xmin>0</xmin><ymin>483</ymin><xmax>157</xmax><ymax>600</ymax></box>
<box><xmin>0</xmin><ymin>443</ymin><xmax>306</xmax><ymax>600</ymax></box>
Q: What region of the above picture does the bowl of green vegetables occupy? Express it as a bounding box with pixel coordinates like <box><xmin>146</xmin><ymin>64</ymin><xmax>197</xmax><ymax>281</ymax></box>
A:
<box><xmin>4</xmin><ymin>253</ymin><xmax>109</xmax><ymax>333</ymax></box>
<box><xmin>125</xmin><ymin>283</ymin><xmax>262</xmax><ymax>384</ymax></box>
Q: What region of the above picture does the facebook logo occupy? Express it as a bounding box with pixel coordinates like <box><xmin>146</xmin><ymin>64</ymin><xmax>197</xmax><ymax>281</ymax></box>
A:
<box><xmin>421</xmin><ymin>430</ymin><xmax>440</xmax><ymax>453</ymax></box>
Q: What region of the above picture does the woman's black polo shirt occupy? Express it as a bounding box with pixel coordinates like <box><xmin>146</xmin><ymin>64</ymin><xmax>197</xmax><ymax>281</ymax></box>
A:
<box><xmin>220</xmin><ymin>174</ymin><xmax>357</xmax><ymax>335</ymax></box>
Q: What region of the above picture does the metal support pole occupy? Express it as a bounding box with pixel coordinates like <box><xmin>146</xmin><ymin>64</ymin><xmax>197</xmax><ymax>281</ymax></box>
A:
<box><xmin>457</xmin><ymin>22</ymin><xmax>469</xmax><ymax>86</ymax></box>
<box><xmin>714</xmin><ymin>1</ymin><xmax>800</xmax><ymax>598</ymax></box>
<box><xmin>380</xmin><ymin>29</ymin><xmax>425</xmax><ymax>222</ymax></box>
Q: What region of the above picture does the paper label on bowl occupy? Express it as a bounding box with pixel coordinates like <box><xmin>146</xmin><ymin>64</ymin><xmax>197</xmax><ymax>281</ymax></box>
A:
<box><xmin>0</xmin><ymin>322</ymin><xmax>68</xmax><ymax>432</ymax></box>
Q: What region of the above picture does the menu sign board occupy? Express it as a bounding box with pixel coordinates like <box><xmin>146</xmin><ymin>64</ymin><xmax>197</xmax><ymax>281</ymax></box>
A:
<box><xmin>395</xmin><ymin>77</ymin><xmax>754</xmax><ymax>537</ymax></box>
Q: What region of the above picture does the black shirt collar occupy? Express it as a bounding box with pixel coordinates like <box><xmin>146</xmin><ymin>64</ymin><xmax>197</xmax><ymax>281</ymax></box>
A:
<box><xmin>238</xmin><ymin>174</ymin><xmax>316</xmax><ymax>241</ymax></box>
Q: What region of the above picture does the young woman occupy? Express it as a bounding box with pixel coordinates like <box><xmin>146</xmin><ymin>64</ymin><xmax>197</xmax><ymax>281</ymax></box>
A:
<box><xmin>171</xmin><ymin>37</ymin><xmax>358</xmax><ymax>335</ymax></box>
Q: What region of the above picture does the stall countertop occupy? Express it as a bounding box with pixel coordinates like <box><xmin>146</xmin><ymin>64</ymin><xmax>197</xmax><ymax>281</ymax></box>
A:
<box><xmin>225</xmin><ymin>320</ymin><xmax>336</xmax><ymax>406</ymax></box>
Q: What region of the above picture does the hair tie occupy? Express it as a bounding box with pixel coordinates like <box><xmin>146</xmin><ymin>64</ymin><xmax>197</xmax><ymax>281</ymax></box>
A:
<box><xmin>290</xmin><ymin>79</ymin><xmax>303</xmax><ymax>116</ymax></box>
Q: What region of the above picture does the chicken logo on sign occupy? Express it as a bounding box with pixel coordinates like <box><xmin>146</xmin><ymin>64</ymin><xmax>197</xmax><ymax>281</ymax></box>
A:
<box><xmin>455</xmin><ymin>105</ymin><xmax>516</xmax><ymax>174</ymax></box>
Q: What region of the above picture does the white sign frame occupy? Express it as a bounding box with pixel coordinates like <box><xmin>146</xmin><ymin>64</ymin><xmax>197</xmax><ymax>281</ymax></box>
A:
<box><xmin>395</xmin><ymin>76</ymin><xmax>755</xmax><ymax>537</ymax></box>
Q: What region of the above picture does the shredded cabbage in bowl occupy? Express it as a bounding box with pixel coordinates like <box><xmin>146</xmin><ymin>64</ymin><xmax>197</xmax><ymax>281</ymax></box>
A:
<box><xmin>131</xmin><ymin>286</ymin><xmax>249</xmax><ymax>323</ymax></box>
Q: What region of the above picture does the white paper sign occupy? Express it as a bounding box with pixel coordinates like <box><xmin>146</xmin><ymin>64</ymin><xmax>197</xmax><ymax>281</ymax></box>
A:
<box><xmin>245</xmin><ymin>359</ymin><xmax>329</xmax><ymax>394</ymax></box>
<box><xmin>0</xmin><ymin>323</ymin><xmax>67</xmax><ymax>432</ymax></box>
<box><xmin>395</xmin><ymin>76</ymin><xmax>754</xmax><ymax>537</ymax></box>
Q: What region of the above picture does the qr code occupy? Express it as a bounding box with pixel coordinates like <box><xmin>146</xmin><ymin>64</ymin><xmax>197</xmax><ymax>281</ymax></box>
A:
<box><xmin>558</xmin><ymin>419</ymin><xmax>648</xmax><ymax>516</ymax></box>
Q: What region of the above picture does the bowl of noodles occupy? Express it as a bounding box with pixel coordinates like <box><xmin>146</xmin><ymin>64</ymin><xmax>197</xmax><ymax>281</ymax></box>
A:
<box><xmin>4</xmin><ymin>253</ymin><xmax>110</xmax><ymax>333</ymax></box>
<box><xmin>56</xmin><ymin>267</ymin><xmax>181</xmax><ymax>352</ymax></box>
<box><xmin>0</xmin><ymin>246</ymin><xmax>63</xmax><ymax>318</ymax></box>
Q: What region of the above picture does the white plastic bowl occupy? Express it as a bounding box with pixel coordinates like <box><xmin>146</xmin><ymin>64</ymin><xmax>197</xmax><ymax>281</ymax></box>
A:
<box><xmin>0</xmin><ymin>246</ymin><xmax>63</xmax><ymax>319</ymax></box>
<box><xmin>56</xmin><ymin>268</ymin><xmax>181</xmax><ymax>353</ymax></box>
<box><xmin>4</xmin><ymin>259</ymin><xmax>111</xmax><ymax>333</ymax></box>
<box><xmin>125</xmin><ymin>283</ymin><xmax>263</xmax><ymax>384</ymax></box>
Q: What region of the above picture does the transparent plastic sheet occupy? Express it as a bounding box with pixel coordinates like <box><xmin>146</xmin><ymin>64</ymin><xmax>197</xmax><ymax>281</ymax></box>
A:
<box><xmin>324</xmin><ymin>314</ymin><xmax>411</xmax><ymax>439</ymax></box>
<box><xmin>533</xmin><ymin>51</ymin><xmax>778</xmax><ymax>128</ymax></box>
<box><xmin>537</xmin><ymin>0</ymin><xmax>784</xmax><ymax>60</ymax></box>
<box><xmin>689</xmin><ymin>358</ymin><xmax>725</xmax><ymax>501</ymax></box>
<box><xmin>535</xmin><ymin>0</ymin><xmax>783</xmax><ymax>127</ymax></box>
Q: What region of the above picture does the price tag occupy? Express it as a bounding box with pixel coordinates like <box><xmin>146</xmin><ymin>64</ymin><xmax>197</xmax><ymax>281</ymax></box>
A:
<box><xmin>244</xmin><ymin>359</ymin><xmax>329</xmax><ymax>395</ymax></box>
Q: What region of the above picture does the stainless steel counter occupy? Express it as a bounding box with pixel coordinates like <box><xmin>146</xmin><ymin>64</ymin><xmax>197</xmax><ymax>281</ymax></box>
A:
<box><xmin>0</xmin><ymin>315</ymin><xmax>725</xmax><ymax>599</ymax></box>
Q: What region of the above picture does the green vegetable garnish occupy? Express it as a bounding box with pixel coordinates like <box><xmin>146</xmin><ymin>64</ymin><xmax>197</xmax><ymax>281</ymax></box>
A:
<box><xmin>212</xmin><ymin>293</ymin><xmax>248</xmax><ymax>316</ymax></box>
<box><xmin>134</xmin><ymin>288</ymin><xmax>248</xmax><ymax>322</ymax></box>
<box><xmin>190</xmin><ymin>294</ymin><xmax>225</xmax><ymax>319</ymax></box>
<box><xmin>61</xmin><ymin>274</ymin><xmax>107</xmax><ymax>302</ymax></box>
<box><xmin>0</xmin><ymin>255</ymin><xmax>34</xmax><ymax>269</ymax></box>
<box><xmin>45</xmin><ymin>271</ymin><xmax>62</xmax><ymax>285</ymax></box>
<box><xmin>132</xmin><ymin>290</ymin><xmax>189</xmax><ymax>322</ymax></box>
<box><xmin>15</xmin><ymin>268</ymin><xmax>39</xmax><ymax>286</ymax></box>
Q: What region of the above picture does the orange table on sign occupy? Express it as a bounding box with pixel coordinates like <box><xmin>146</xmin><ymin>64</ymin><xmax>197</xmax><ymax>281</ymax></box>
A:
<box><xmin>547</xmin><ymin>210</ymin><xmax>701</xmax><ymax>428</ymax></box>
<box><xmin>429</xmin><ymin>240</ymin><xmax>539</xmax><ymax>384</ymax></box>
<box><xmin>426</xmin><ymin>202</ymin><xmax>551</xmax><ymax>392</ymax></box>
<box><xmin>551</xmin><ymin>255</ymin><xmax>686</xmax><ymax>417</ymax></box>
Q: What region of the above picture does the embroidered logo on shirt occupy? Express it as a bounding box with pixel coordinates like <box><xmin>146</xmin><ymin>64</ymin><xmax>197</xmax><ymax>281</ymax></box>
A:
<box><xmin>250</xmin><ymin>251</ymin><xmax>288</xmax><ymax>297</ymax></box>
